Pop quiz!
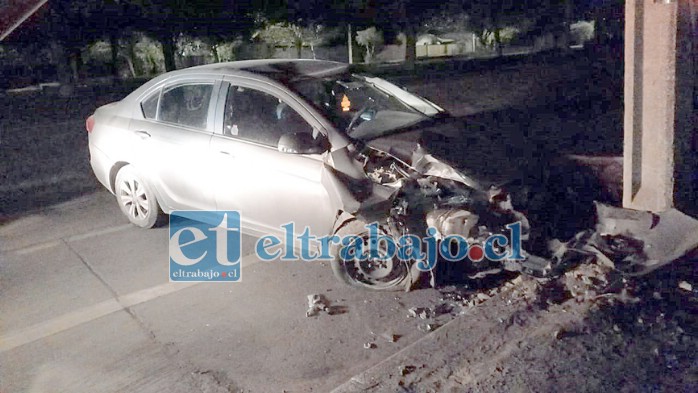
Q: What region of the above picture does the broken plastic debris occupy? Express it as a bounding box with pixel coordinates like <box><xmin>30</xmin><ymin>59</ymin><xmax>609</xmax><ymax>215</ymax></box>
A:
<box><xmin>425</xmin><ymin>209</ymin><xmax>479</xmax><ymax>239</ymax></box>
<box><xmin>468</xmin><ymin>268</ymin><xmax>502</xmax><ymax>280</ymax></box>
<box><xmin>595</xmin><ymin>202</ymin><xmax>658</xmax><ymax>236</ymax></box>
<box><xmin>417</xmin><ymin>323</ymin><xmax>439</xmax><ymax>332</ymax></box>
<box><xmin>399</xmin><ymin>365</ymin><xmax>416</xmax><ymax>376</ymax></box>
<box><xmin>407</xmin><ymin>307</ymin><xmax>432</xmax><ymax>319</ymax></box>
<box><xmin>678</xmin><ymin>281</ymin><xmax>693</xmax><ymax>292</ymax></box>
<box><xmin>363</xmin><ymin>342</ymin><xmax>376</xmax><ymax>349</ymax></box>
<box><xmin>306</xmin><ymin>294</ymin><xmax>330</xmax><ymax>317</ymax></box>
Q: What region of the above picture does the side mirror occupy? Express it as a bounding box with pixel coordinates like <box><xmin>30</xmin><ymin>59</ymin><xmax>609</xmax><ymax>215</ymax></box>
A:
<box><xmin>278</xmin><ymin>132</ymin><xmax>328</xmax><ymax>154</ymax></box>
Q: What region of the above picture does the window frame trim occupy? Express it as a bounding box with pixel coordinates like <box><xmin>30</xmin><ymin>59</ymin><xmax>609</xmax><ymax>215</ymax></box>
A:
<box><xmin>217</xmin><ymin>76</ymin><xmax>328</xmax><ymax>145</ymax></box>
<box><xmin>134</xmin><ymin>76</ymin><xmax>224</xmax><ymax>134</ymax></box>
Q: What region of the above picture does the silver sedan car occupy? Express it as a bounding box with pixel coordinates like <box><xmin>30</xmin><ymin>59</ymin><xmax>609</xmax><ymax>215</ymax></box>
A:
<box><xmin>88</xmin><ymin>59</ymin><xmax>585</xmax><ymax>290</ymax></box>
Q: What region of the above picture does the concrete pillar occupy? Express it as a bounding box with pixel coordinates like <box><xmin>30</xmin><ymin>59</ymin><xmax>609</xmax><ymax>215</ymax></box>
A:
<box><xmin>623</xmin><ymin>0</ymin><xmax>697</xmax><ymax>213</ymax></box>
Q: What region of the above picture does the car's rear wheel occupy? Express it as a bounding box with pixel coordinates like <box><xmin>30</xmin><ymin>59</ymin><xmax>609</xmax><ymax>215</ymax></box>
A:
<box><xmin>330</xmin><ymin>220</ymin><xmax>410</xmax><ymax>291</ymax></box>
<box><xmin>114</xmin><ymin>165</ymin><xmax>163</xmax><ymax>228</ymax></box>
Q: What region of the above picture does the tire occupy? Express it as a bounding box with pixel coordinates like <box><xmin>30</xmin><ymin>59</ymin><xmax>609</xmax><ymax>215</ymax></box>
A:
<box><xmin>114</xmin><ymin>165</ymin><xmax>164</xmax><ymax>228</ymax></box>
<box><xmin>330</xmin><ymin>220</ymin><xmax>411</xmax><ymax>291</ymax></box>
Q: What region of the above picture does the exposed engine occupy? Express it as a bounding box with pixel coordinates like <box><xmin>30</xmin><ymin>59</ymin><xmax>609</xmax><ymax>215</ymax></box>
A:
<box><xmin>359</xmin><ymin>147</ymin><xmax>531</xmax><ymax>270</ymax></box>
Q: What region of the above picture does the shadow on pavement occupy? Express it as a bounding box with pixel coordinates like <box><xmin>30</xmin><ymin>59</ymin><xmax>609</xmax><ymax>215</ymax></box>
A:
<box><xmin>0</xmin><ymin>176</ymin><xmax>102</xmax><ymax>225</ymax></box>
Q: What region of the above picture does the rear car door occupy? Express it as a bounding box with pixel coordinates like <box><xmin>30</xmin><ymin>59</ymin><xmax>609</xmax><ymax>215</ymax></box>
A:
<box><xmin>209</xmin><ymin>79</ymin><xmax>335</xmax><ymax>238</ymax></box>
<box><xmin>129</xmin><ymin>78</ymin><xmax>222</xmax><ymax>211</ymax></box>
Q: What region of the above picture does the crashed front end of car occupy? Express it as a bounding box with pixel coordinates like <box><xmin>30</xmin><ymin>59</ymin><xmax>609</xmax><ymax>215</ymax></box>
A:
<box><xmin>323</xmin><ymin>140</ymin><xmax>540</xmax><ymax>290</ymax></box>
<box><xmin>290</xmin><ymin>72</ymin><xmax>556</xmax><ymax>290</ymax></box>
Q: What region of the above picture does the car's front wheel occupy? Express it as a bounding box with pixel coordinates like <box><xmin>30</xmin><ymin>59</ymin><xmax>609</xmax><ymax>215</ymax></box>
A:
<box><xmin>114</xmin><ymin>165</ymin><xmax>164</xmax><ymax>228</ymax></box>
<box><xmin>330</xmin><ymin>220</ymin><xmax>411</xmax><ymax>291</ymax></box>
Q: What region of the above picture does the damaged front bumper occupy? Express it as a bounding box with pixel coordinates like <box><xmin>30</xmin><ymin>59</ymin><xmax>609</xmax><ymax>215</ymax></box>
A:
<box><xmin>326</xmin><ymin>145</ymin><xmax>547</xmax><ymax>286</ymax></box>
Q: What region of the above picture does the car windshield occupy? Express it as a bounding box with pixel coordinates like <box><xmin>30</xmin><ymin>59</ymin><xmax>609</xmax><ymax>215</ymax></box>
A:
<box><xmin>289</xmin><ymin>74</ymin><xmax>443</xmax><ymax>139</ymax></box>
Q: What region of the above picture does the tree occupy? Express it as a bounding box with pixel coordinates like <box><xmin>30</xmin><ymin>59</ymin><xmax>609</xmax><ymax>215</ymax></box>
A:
<box><xmin>46</xmin><ymin>0</ymin><xmax>106</xmax><ymax>83</ymax></box>
<box><xmin>253</xmin><ymin>18</ymin><xmax>332</xmax><ymax>59</ymax></box>
<box><xmin>355</xmin><ymin>26</ymin><xmax>383</xmax><ymax>63</ymax></box>
<box><xmin>125</xmin><ymin>0</ymin><xmax>254</xmax><ymax>71</ymax></box>
<box><xmin>253</xmin><ymin>22</ymin><xmax>305</xmax><ymax>58</ymax></box>
<box><xmin>465</xmin><ymin>0</ymin><xmax>518</xmax><ymax>56</ymax></box>
<box><xmin>368</xmin><ymin>0</ymin><xmax>440</xmax><ymax>68</ymax></box>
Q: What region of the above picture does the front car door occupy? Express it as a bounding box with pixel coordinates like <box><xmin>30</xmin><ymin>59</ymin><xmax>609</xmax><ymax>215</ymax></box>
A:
<box><xmin>209</xmin><ymin>78</ymin><xmax>335</xmax><ymax>239</ymax></box>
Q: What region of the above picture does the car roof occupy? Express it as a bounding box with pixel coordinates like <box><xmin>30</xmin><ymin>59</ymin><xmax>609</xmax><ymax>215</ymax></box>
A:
<box><xmin>123</xmin><ymin>59</ymin><xmax>351</xmax><ymax>103</ymax></box>
<box><xmin>187</xmin><ymin>59</ymin><xmax>350</xmax><ymax>82</ymax></box>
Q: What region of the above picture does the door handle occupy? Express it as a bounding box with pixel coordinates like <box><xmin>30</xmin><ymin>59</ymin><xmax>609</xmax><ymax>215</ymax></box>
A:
<box><xmin>134</xmin><ymin>130</ymin><xmax>151</xmax><ymax>138</ymax></box>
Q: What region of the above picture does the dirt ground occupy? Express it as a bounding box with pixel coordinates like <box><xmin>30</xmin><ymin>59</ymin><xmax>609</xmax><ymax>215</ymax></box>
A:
<box><xmin>451</xmin><ymin>258</ymin><xmax>697</xmax><ymax>393</ymax></box>
<box><xmin>332</xmin><ymin>250</ymin><xmax>697</xmax><ymax>393</ymax></box>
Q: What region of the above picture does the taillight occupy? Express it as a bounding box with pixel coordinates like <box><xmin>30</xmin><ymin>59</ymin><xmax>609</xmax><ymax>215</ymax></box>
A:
<box><xmin>86</xmin><ymin>115</ymin><xmax>95</xmax><ymax>133</ymax></box>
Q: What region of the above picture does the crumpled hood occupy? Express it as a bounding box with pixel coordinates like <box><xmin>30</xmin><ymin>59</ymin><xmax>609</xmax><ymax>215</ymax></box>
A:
<box><xmin>363</xmin><ymin>116</ymin><xmax>538</xmax><ymax>189</ymax></box>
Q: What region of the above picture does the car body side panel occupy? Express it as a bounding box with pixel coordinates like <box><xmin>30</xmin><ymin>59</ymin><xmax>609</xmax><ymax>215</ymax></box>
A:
<box><xmin>127</xmin><ymin>119</ymin><xmax>215</xmax><ymax>211</ymax></box>
<box><xmin>211</xmin><ymin>134</ymin><xmax>335</xmax><ymax>238</ymax></box>
<box><xmin>88</xmin><ymin>103</ymin><xmax>135</xmax><ymax>192</ymax></box>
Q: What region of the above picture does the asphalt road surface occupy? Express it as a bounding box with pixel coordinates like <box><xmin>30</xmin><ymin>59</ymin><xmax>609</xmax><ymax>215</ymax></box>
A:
<box><xmin>0</xmin><ymin>190</ymin><xmax>455</xmax><ymax>392</ymax></box>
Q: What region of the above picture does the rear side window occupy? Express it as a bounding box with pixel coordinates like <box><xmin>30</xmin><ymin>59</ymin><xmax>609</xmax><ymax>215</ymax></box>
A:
<box><xmin>159</xmin><ymin>84</ymin><xmax>214</xmax><ymax>129</ymax></box>
<box><xmin>141</xmin><ymin>92</ymin><xmax>159</xmax><ymax>119</ymax></box>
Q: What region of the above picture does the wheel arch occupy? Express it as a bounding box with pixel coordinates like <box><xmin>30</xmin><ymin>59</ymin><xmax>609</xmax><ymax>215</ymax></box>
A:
<box><xmin>109</xmin><ymin>161</ymin><xmax>130</xmax><ymax>193</ymax></box>
<box><xmin>110</xmin><ymin>162</ymin><xmax>171</xmax><ymax>214</ymax></box>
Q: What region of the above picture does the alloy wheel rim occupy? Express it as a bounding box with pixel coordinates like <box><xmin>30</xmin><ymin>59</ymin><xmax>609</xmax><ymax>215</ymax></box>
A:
<box><xmin>119</xmin><ymin>177</ymin><xmax>149</xmax><ymax>219</ymax></box>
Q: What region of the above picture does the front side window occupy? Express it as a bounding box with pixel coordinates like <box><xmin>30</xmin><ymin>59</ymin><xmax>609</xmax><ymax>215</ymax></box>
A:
<box><xmin>223</xmin><ymin>85</ymin><xmax>312</xmax><ymax>147</ymax></box>
<box><xmin>158</xmin><ymin>83</ymin><xmax>214</xmax><ymax>129</ymax></box>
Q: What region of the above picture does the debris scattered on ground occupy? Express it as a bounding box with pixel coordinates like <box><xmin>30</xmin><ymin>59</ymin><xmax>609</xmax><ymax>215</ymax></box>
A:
<box><xmin>468</xmin><ymin>268</ymin><xmax>503</xmax><ymax>280</ymax></box>
<box><xmin>432</xmin><ymin>302</ymin><xmax>454</xmax><ymax>316</ymax></box>
<box><xmin>591</xmin><ymin>203</ymin><xmax>698</xmax><ymax>275</ymax></box>
<box><xmin>363</xmin><ymin>342</ymin><xmax>376</xmax><ymax>349</ymax></box>
<box><xmin>563</xmin><ymin>261</ymin><xmax>614</xmax><ymax>302</ymax></box>
<box><xmin>678</xmin><ymin>281</ymin><xmax>692</xmax><ymax>292</ymax></box>
<box><xmin>305</xmin><ymin>294</ymin><xmax>330</xmax><ymax>317</ymax></box>
<box><xmin>595</xmin><ymin>201</ymin><xmax>658</xmax><ymax>236</ymax></box>
<box><xmin>407</xmin><ymin>307</ymin><xmax>432</xmax><ymax>319</ymax></box>
<box><xmin>399</xmin><ymin>365</ymin><xmax>416</xmax><ymax>376</ymax></box>
<box><xmin>381</xmin><ymin>332</ymin><xmax>400</xmax><ymax>343</ymax></box>
<box><xmin>476</xmin><ymin>293</ymin><xmax>491</xmax><ymax>302</ymax></box>
<box><xmin>418</xmin><ymin>323</ymin><xmax>440</xmax><ymax>332</ymax></box>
